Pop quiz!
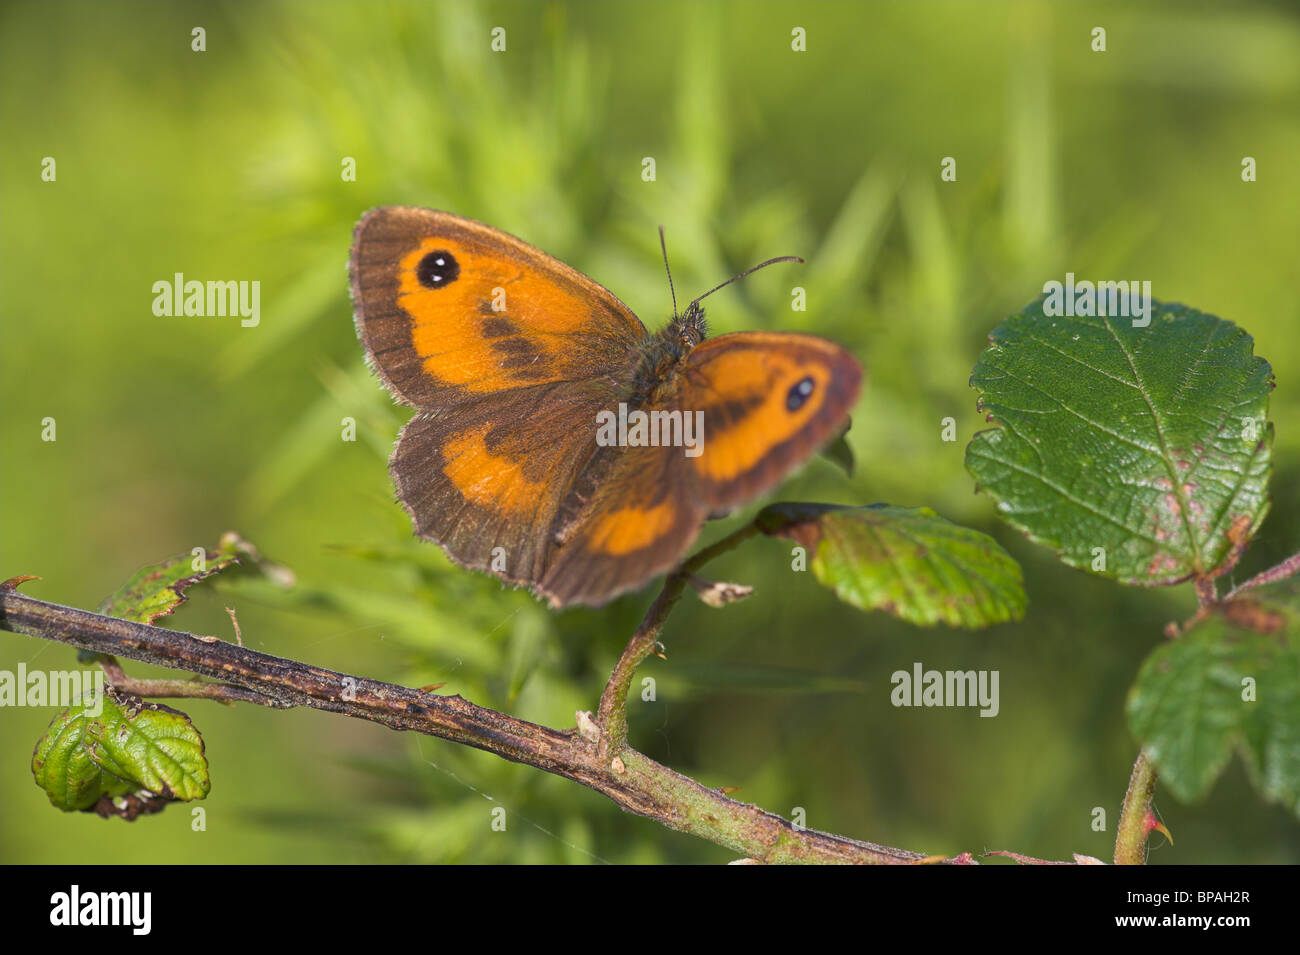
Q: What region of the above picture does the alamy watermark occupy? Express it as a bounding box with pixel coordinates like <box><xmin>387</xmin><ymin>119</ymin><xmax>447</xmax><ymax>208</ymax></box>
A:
<box><xmin>891</xmin><ymin>662</ymin><xmax>999</xmax><ymax>717</ymax></box>
<box><xmin>595</xmin><ymin>404</ymin><xmax>704</xmax><ymax>458</ymax></box>
<box><xmin>152</xmin><ymin>273</ymin><xmax>260</xmax><ymax>327</ymax></box>
<box><xmin>0</xmin><ymin>665</ymin><xmax>105</xmax><ymax>714</ymax></box>
<box><xmin>1042</xmin><ymin>272</ymin><xmax>1152</xmax><ymax>328</ymax></box>
<box><xmin>49</xmin><ymin>885</ymin><xmax>150</xmax><ymax>935</ymax></box>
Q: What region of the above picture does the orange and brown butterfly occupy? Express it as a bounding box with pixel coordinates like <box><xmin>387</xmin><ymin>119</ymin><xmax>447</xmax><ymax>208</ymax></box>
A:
<box><xmin>349</xmin><ymin>206</ymin><xmax>862</xmax><ymax>608</ymax></box>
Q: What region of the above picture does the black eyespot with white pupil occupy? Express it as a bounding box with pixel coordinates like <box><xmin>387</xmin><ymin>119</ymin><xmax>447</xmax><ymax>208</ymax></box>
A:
<box><xmin>417</xmin><ymin>250</ymin><xmax>459</xmax><ymax>288</ymax></box>
<box><xmin>786</xmin><ymin>375</ymin><xmax>816</xmax><ymax>411</ymax></box>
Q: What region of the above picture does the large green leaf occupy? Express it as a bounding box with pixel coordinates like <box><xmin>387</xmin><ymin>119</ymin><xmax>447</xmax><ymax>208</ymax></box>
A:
<box><xmin>32</xmin><ymin>688</ymin><xmax>210</xmax><ymax>818</ymax></box>
<box><xmin>1128</xmin><ymin>576</ymin><xmax>1300</xmax><ymax>815</ymax></box>
<box><xmin>757</xmin><ymin>503</ymin><xmax>1025</xmax><ymax>628</ymax></box>
<box><xmin>966</xmin><ymin>299</ymin><xmax>1272</xmax><ymax>585</ymax></box>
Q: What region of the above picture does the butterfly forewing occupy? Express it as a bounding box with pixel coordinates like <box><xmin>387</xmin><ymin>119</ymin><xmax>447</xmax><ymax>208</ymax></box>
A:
<box><xmin>680</xmin><ymin>332</ymin><xmax>863</xmax><ymax>511</ymax></box>
<box><xmin>351</xmin><ymin>206</ymin><xmax>646</xmax><ymax>409</ymax></box>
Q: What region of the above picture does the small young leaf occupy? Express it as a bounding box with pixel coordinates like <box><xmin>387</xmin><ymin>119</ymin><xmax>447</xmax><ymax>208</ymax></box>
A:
<box><xmin>966</xmin><ymin>299</ymin><xmax>1272</xmax><ymax>585</ymax></box>
<box><xmin>31</xmin><ymin>688</ymin><xmax>210</xmax><ymax>817</ymax></box>
<box><xmin>1128</xmin><ymin>577</ymin><xmax>1300</xmax><ymax>815</ymax></box>
<box><xmin>757</xmin><ymin>503</ymin><xmax>1025</xmax><ymax>627</ymax></box>
<box><xmin>98</xmin><ymin>532</ymin><xmax>290</xmax><ymax>623</ymax></box>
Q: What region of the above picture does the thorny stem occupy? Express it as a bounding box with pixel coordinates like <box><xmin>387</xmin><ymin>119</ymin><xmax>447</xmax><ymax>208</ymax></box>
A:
<box><xmin>1168</xmin><ymin>548</ymin><xmax>1300</xmax><ymax>637</ymax></box>
<box><xmin>1114</xmin><ymin>750</ymin><xmax>1165</xmax><ymax>865</ymax></box>
<box><xmin>1224</xmin><ymin>548</ymin><xmax>1300</xmax><ymax>601</ymax></box>
<box><xmin>0</xmin><ymin>574</ymin><xmax>929</xmax><ymax>865</ymax></box>
<box><xmin>1194</xmin><ymin>576</ymin><xmax>1217</xmax><ymax>607</ymax></box>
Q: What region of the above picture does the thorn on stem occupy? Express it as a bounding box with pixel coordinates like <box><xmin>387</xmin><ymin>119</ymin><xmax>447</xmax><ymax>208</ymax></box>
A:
<box><xmin>1</xmin><ymin>574</ymin><xmax>41</xmax><ymax>590</ymax></box>
<box><xmin>1144</xmin><ymin>810</ymin><xmax>1174</xmax><ymax>847</ymax></box>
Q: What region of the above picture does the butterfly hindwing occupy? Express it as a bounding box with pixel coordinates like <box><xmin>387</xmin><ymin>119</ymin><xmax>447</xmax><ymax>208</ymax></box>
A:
<box><xmin>392</xmin><ymin>384</ymin><xmax>611</xmax><ymax>586</ymax></box>
<box><xmin>540</xmin><ymin>441</ymin><xmax>700</xmax><ymax>608</ymax></box>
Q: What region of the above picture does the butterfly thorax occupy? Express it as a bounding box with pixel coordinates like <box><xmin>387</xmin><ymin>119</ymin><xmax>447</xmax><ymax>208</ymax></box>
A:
<box><xmin>627</xmin><ymin>303</ymin><xmax>707</xmax><ymax>405</ymax></box>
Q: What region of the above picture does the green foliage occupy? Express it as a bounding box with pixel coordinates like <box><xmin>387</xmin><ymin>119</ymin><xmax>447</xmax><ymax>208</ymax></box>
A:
<box><xmin>967</xmin><ymin>300</ymin><xmax>1273</xmax><ymax>585</ymax></box>
<box><xmin>968</xmin><ymin>296</ymin><xmax>1299</xmax><ymax>821</ymax></box>
<box><xmin>1128</xmin><ymin>581</ymin><xmax>1300</xmax><ymax>814</ymax></box>
<box><xmin>758</xmin><ymin>503</ymin><xmax>1025</xmax><ymax>627</ymax></box>
<box><xmin>38</xmin><ymin>534</ymin><xmax>289</xmax><ymax>819</ymax></box>
<box><xmin>32</xmin><ymin>689</ymin><xmax>209</xmax><ymax>818</ymax></box>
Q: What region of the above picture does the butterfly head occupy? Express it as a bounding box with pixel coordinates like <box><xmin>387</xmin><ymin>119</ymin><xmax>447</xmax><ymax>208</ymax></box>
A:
<box><xmin>657</xmin><ymin>227</ymin><xmax>801</xmax><ymax>356</ymax></box>
<box><xmin>675</xmin><ymin>301</ymin><xmax>707</xmax><ymax>349</ymax></box>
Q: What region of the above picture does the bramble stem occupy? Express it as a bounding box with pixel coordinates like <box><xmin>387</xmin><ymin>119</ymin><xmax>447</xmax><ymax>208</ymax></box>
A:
<box><xmin>0</xmin><ymin>576</ymin><xmax>924</xmax><ymax>864</ymax></box>
<box><xmin>1224</xmin><ymin>549</ymin><xmax>1300</xmax><ymax>600</ymax></box>
<box><xmin>1114</xmin><ymin>750</ymin><xmax>1160</xmax><ymax>865</ymax></box>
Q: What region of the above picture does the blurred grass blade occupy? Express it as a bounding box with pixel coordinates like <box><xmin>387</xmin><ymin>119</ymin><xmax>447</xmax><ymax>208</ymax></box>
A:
<box><xmin>218</xmin><ymin>250</ymin><xmax>343</xmax><ymax>381</ymax></box>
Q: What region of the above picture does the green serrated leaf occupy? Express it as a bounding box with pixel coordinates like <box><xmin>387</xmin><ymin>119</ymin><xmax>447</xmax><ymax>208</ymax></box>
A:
<box><xmin>31</xmin><ymin>688</ymin><xmax>209</xmax><ymax>816</ymax></box>
<box><xmin>966</xmin><ymin>298</ymin><xmax>1273</xmax><ymax>586</ymax></box>
<box><xmin>86</xmin><ymin>699</ymin><xmax>211</xmax><ymax>803</ymax></box>
<box><xmin>757</xmin><ymin>503</ymin><xmax>1026</xmax><ymax>628</ymax></box>
<box><xmin>98</xmin><ymin>549</ymin><xmax>239</xmax><ymax>624</ymax></box>
<box><xmin>97</xmin><ymin>532</ymin><xmax>291</xmax><ymax>623</ymax></box>
<box><xmin>1128</xmin><ymin>581</ymin><xmax>1300</xmax><ymax>815</ymax></box>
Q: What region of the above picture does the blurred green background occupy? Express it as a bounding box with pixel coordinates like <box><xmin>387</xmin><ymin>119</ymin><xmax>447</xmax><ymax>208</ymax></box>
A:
<box><xmin>3</xmin><ymin>0</ymin><xmax>1299</xmax><ymax>864</ymax></box>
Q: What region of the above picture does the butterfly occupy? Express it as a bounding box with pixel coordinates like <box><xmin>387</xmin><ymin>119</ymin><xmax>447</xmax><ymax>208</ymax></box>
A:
<box><xmin>350</xmin><ymin>207</ymin><xmax>863</xmax><ymax>608</ymax></box>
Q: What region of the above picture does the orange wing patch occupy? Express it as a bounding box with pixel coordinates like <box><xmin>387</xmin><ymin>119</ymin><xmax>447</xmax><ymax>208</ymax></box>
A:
<box><xmin>441</xmin><ymin>424</ymin><xmax>546</xmax><ymax>515</ymax></box>
<box><xmin>583</xmin><ymin>501</ymin><xmax>680</xmax><ymax>556</ymax></box>
<box><xmin>397</xmin><ymin>237</ymin><xmax>599</xmax><ymax>393</ymax></box>
<box><xmin>681</xmin><ymin>332</ymin><xmax>863</xmax><ymax>510</ymax></box>
<box><xmin>687</xmin><ymin>348</ymin><xmax>835</xmax><ymax>482</ymax></box>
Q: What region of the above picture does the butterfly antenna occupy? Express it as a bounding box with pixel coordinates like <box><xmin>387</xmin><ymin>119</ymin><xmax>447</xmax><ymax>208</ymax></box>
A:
<box><xmin>688</xmin><ymin>255</ymin><xmax>804</xmax><ymax>310</ymax></box>
<box><xmin>659</xmin><ymin>226</ymin><xmax>678</xmax><ymax>320</ymax></box>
